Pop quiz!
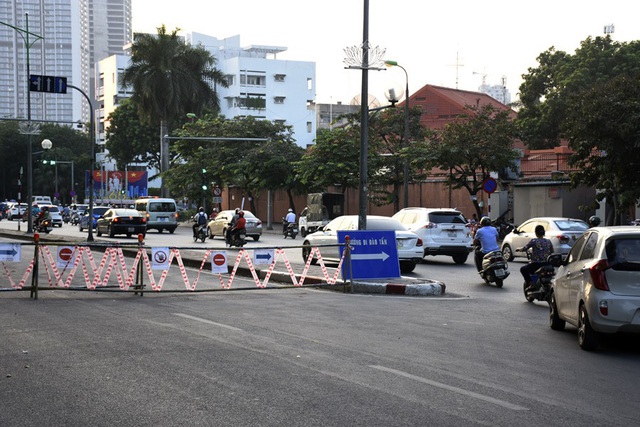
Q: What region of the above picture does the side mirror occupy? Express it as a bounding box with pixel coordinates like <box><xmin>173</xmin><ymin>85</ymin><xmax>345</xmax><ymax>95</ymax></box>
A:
<box><xmin>548</xmin><ymin>253</ymin><xmax>564</xmax><ymax>267</ymax></box>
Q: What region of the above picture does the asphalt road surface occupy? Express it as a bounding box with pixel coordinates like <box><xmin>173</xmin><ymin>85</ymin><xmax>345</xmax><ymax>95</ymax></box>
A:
<box><xmin>1</xmin><ymin>220</ymin><xmax>640</xmax><ymax>426</ymax></box>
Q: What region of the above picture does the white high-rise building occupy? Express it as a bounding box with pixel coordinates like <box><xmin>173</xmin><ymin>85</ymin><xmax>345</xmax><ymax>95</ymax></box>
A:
<box><xmin>0</xmin><ymin>0</ymin><xmax>131</xmax><ymax>125</ymax></box>
<box><xmin>187</xmin><ymin>33</ymin><xmax>316</xmax><ymax>148</ymax></box>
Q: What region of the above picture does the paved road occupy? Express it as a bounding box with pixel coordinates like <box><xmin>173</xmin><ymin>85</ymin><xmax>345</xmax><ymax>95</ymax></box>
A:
<box><xmin>1</xmin><ymin>219</ymin><xmax>640</xmax><ymax>426</ymax></box>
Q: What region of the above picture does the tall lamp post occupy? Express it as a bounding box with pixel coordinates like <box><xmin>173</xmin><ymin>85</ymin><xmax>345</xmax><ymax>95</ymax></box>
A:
<box><xmin>1</xmin><ymin>13</ymin><xmax>44</xmax><ymax>234</ymax></box>
<box><xmin>384</xmin><ymin>60</ymin><xmax>410</xmax><ymax>208</ymax></box>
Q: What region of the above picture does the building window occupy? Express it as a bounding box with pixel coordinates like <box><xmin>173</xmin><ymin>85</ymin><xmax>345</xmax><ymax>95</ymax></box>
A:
<box><xmin>307</xmin><ymin>78</ymin><xmax>313</xmax><ymax>91</ymax></box>
<box><xmin>274</xmin><ymin>96</ymin><xmax>285</xmax><ymax>104</ymax></box>
<box><xmin>225</xmin><ymin>74</ymin><xmax>234</xmax><ymax>86</ymax></box>
<box><xmin>274</xmin><ymin>74</ymin><xmax>286</xmax><ymax>82</ymax></box>
<box><xmin>307</xmin><ymin>121</ymin><xmax>312</xmax><ymax>133</ymax></box>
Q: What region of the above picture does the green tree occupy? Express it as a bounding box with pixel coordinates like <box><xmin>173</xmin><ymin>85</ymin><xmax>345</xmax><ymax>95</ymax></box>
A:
<box><xmin>415</xmin><ymin>104</ymin><xmax>520</xmax><ymax>218</ymax></box>
<box><xmin>564</xmin><ymin>73</ymin><xmax>640</xmax><ymax>225</ymax></box>
<box><xmin>121</xmin><ymin>25</ymin><xmax>228</xmax><ymax>196</ymax></box>
<box><xmin>518</xmin><ymin>36</ymin><xmax>640</xmax><ymax>149</ymax></box>
<box><xmin>105</xmin><ymin>98</ymin><xmax>158</xmax><ymax>171</ymax></box>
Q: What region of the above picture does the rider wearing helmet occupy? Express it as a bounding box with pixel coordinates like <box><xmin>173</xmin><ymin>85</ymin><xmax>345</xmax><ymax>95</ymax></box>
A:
<box><xmin>230</xmin><ymin>210</ymin><xmax>246</xmax><ymax>243</ymax></box>
<box><xmin>192</xmin><ymin>207</ymin><xmax>208</xmax><ymax>238</ymax></box>
<box><xmin>473</xmin><ymin>216</ymin><xmax>500</xmax><ymax>272</ymax></box>
<box><xmin>283</xmin><ymin>208</ymin><xmax>296</xmax><ymax>233</ymax></box>
<box><xmin>588</xmin><ymin>216</ymin><xmax>601</xmax><ymax>227</ymax></box>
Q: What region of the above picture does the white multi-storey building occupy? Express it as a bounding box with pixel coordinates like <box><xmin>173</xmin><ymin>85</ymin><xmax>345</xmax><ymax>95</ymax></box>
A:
<box><xmin>187</xmin><ymin>33</ymin><xmax>316</xmax><ymax>148</ymax></box>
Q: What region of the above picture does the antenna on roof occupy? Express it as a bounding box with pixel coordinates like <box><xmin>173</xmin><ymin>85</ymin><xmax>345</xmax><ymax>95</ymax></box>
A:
<box><xmin>448</xmin><ymin>52</ymin><xmax>464</xmax><ymax>89</ymax></box>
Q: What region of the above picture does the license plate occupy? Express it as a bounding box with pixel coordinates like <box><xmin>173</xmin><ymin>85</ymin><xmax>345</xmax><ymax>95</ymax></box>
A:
<box><xmin>397</xmin><ymin>241</ymin><xmax>404</xmax><ymax>248</ymax></box>
<box><xmin>448</xmin><ymin>231</ymin><xmax>457</xmax><ymax>238</ymax></box>
<box><xmin>495</xmin><ymin>269</ymin><xmax>505</xmax><ymax>277</ymax></box>
<box><xmin>159</xmin><ymin>217</ymin><xmax>167</xmax><ymax>222</ymax></box>
<box><xmin>128</xmin><ymin>227</ymin><xmax>135</xmax><ymax>232</ymax></box>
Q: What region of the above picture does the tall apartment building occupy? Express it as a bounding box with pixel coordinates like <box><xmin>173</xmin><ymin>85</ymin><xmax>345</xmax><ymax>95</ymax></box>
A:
<box><xmin>0</xmin><ymin>0</ymin><xmax>131</xmax><ymax>126</ymax></box>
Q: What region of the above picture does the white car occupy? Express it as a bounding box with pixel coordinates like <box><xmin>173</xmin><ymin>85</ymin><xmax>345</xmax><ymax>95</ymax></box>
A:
<box><xmin>392</xmin><ymin>207</ymin><xmax>473</xmax><ymax>264</ymax></box>
<box><xmin>550</xmin><ymin>226</ymin><xmax>640</xmax><ymax>350</ymax></box>
<box><xmin>8</xmin><ymin>202</ymin><xmax>28</xmax><ymax>220</ymax></box>
<box><xmin>301</xmin><ymin>215</ymin><xmax>423</xmax><ymax>274</ymax></box>
<box><xmin>501</xmin><ymin>217</ymin><xmax>589</xmax><ymax>261</ymax></box>
<box><xmin>40</xmin><ymin>205</ymin><xmax>63</xmax><ymax>227</ymax></box>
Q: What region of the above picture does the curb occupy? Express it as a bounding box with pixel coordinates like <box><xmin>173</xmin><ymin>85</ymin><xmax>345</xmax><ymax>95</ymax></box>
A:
<box><xmin>351</xmin><ymin>280</ymin><xmax>446</xmax><ymax>296</ymax></box>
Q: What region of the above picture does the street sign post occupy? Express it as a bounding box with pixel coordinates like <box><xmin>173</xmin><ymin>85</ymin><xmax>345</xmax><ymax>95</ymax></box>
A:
<box><xmin>29</xmin><ymin>74</ymin><xmax>67</xmax><ymax>93</ymax></box>
<box><xmin>338</xmin><ymin>230</ymin><xmax>401</xmax><ymax>279</ymax></box>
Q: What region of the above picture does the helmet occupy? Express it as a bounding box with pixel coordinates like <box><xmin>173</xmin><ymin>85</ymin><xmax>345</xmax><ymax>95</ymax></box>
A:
<box><xmin>238</xmin><ymin>211</ymin><xmax>244</xmax><ymax>217</ymax></box>
<box><xmin>42</xmin><ymin>206</ymin><xmax>48</xmax><ymax>211</ymax></box>
<box><xmin>199</xmin><ymin>207</ymin><xmax>204</xmax><ymax>212</ymax></box>
<box><xmin>589</xmin><ymin>216</ymin><xmax>601</xmax><ymax>227</ymax></box>
<box><xmin>480</xmin><ymin>216</ymin><xmax>492</xmax><ymax>226</ymax></box>
<box><xmin>288</xmin><ymin>208</ymin><xmax>293</xmax><ymax>212</ymax></box>
<box><xmin>235</xmin><ymin>208</ymin><xmax>240</xmax><ymax>213</ymax></box>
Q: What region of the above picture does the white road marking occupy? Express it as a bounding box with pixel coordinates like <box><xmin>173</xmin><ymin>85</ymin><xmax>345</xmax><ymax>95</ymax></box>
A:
<box><xmin>369</xmin><ymin>365</ymin><xmax>529</xmax><ymax>411</ymax></box>
<box><xmin>173</xmin><ymin>313</ymin><xmax>243</xmax><ymax>331</ymax></box>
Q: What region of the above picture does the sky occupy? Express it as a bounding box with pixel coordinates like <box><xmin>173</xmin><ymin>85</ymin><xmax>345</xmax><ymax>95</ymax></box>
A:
<box><xmin>132</xmin><ymin>0</ymin><xmax>640</xmax><ymax>106</ymax></box>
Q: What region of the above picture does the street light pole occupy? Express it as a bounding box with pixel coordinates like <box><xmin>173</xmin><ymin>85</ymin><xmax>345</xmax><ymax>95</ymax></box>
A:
<box><xmin>385</xmin><ymin>60</ymin><xmax>410</xmax><ymax>208</ymax></box>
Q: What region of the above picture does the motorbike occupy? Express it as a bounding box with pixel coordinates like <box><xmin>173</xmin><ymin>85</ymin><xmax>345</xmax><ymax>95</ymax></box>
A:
<box><xmin>36</xmin><ymin>218</ymin><xmax>53</xmax><ymax>234</ymax></box>
<box><xmin>519</xmin><ymin>252</ymin><xmax>563</xmax><ymax>303</ymax></box>
<box><xmin>227</xmin><ymin>229</ymin><xmax>247</xmax><ymax>248</ymax></box>
<box><xmin>476</xmin><ymin>247</ymin><xmax>510</xmax><ymax>288</ymax></box>
<box><xmin>62</xmin><ymin>212</ymin><xmax>71</xmax><ymax>224</ymax></box>
<box><xmin>193</xmin><ymin>224</ymin><xmax>207</xmax><ymax>243</ymax></box>
<box><xmin>282</xmin><ymin>219</ymin><xmax>298</xmax><ymax>239</ymax></box>
<box><xmin>70</xmin><ymin>212</ymin><xmax>80</xmax><ymax>225</ymax></box>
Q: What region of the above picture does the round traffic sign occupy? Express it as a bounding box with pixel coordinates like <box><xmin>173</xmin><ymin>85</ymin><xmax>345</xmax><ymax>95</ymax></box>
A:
<box><xmin>213</xmin><ymin>253</ymin><xmax>226</xmax><ymax>266</ymax></box>
<box><xmin>213</xmin><ymin>187</ymin><xmax>222</xmax><ymax>196</ymax></box>
<box><xmin>59</xmin><ymin>247</ymin><xmax>73</xmax><ymax>262</ymax></box>
<box><xmin>483</xmin><ymin>177</ymin><xmax>498</xmax><ymax>194</ymax></box>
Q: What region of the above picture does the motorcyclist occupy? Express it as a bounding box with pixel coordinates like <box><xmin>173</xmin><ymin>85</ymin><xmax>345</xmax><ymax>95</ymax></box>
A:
<box><xmin>229</xmin><ymin>210</ymin><xmax>246</xmax><ymax>244</ymax></box>
<box><xmin>517</xmin><ymin>225</ymin><xmax>554</xmax><ymax>289</ymax></box>
<box><xmin>283</xmin><ymin>208</ymin><xmax>296</xmax><ymax>234</ymax></box>
<box><xmin>36</xmin><ymin>206</ymin><xmax>50</xmax><ymax>228</ymax></box>
<box><xmin>192</xmin><ymin>207</ymin><xmax>208</xmax><ymax>238</ymax></box>
<box><xmin>473</xmin><ymin>216</ymin><xmax>500</xmax><ymax>272</ymax></box>
<box><xmin>588</xmin><ymin>215</ymin><xmax>601</xmax><ymax>228</ymax></box>
<box><xmin>226</xmin><ymin>208</ymin><xmax>241</xmax><ymax>243</ymax></box>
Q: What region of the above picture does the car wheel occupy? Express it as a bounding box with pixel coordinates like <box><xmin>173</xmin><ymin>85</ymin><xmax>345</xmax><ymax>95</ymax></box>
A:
<box><xmin>253</xmin><ymin>235</ymin><xmax>260</xmax><ymax>241</ymax></box>
<box><xmin>79</xmin><ymin>225</ymin><xmax>83</xmax><ymax>232</ymax></box>
<box><xmin>524</xmin><ymin>281</ymin><xmax>535</xmax><ymax>303</ymax></box>
<box><xmin>169</xmin><ymin>228</ymin><xmax>175</xmax><ymax>234</ymax></box>
<box><xmin>96</xmin><ymin>227</ymin><xmax>102</xmax><ymax>237</ymax></box>
<box><xmin>578</xmin><ymin>304</ymin><xmax>599</xmax><ymax>351</ymax></box>
<box><xmin>494</xmin><ymin>278</ymin><xmax>504</xmax><ymax>288</ymax></box>
<box><xmin>300</xmin><ymin>227</ymin><xmax>307</xmax><ymax>237</ymax></box>
<box><xmin>108</xmin><ymin>225</ymin><xmax>115</xmax><ymax>238</ymax></box>
<box><xmin>158</xmin><ymin>228</ymin><xmax>163</xmax><ymax>233</ymax></box>
<box><xmin>502</xmin><ymin>244</ymin><xmax>514</xmax><ymax>262</ymax></box>
<box><xmin>302</xmin><ymin>243</ymin><xmax>317</xmax><ymax>265</ymax></box>
<box><xmin>452</xmin><ymin>254</ymin><xmax>468</xmax><ymax>264</ymax></box>
<box><xmin>400</xmin><ymin>261</ymin><xmax>416</xmax><ymax>274</ymax></box>
<box><xmin>549</xmin><ymin>292</ymin><xmax>566</xmax><ymax>331</ymax></box>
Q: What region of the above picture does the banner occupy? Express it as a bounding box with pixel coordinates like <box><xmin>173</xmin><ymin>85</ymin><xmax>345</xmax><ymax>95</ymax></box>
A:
<box><xmin>86</xmin><ymin>170</ymin><xmax>148</xmax><ymax>200</ymax></box>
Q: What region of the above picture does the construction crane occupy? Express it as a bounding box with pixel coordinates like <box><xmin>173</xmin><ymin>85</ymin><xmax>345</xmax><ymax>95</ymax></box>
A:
<box><xmin>473</xmin><ymin>71</ymin><xmax>487</xmax><ymax>86</ymax></box>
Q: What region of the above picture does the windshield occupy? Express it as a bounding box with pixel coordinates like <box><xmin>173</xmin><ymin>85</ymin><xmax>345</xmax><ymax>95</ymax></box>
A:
<box><xmin>428</xmin><ymin>211</ymin><xmax>467</xmax><ymax>224</ymax></box>
<box><xmin>606</xmin><ymin>238</ymin><xmax>640</xmax><ymax>270</ymax></box>
<box><xmin>149</xmin><ymin>202</ymin><xmax>176</xmax><ymax>212</ymax></box>
<box><xmin>554</xmin><ymin>220</ymin><xmax>589</xmax><ymax>231</ymax></box>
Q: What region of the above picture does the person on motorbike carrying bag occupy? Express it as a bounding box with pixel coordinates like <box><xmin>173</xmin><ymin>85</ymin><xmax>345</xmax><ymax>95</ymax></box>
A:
<box><xmin>517</xmin><ymin>224</ymin><xmax>553</xmax><ymax>290</ymax></box>
<box><xmin>36</xmin><ymin>206</ymin><xmax>50</xmax><ymax>228</ymax></box>
<box><xmin>473</xmin><ymin>216</ymin><xmax>500</xmax><ymax>272</ymax></box>
<box><xmin>192</xmin><ymin>207</ymin><xmax>208</xmax><ymax>238</ymax></box>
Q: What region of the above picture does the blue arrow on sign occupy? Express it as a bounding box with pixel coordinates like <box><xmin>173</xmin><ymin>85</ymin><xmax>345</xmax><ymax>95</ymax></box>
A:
<box><xmin>338</xmin><ymin>230</ymin><xmax>400</xmax><ymax>279</ymax></box>
<box><xmin>255</xmin><ymin>252</ymin><xmax>272</xmax><ymax>261</ymax></box>
<box><xmin>0</xmin><ymin>248</ymin><xmax>17</xmax><ymax>257</ymax></box>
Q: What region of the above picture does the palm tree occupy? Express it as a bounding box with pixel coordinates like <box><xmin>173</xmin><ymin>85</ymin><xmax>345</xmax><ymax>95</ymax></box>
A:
<box><xmin>121</xmin><ymin>25</ymin><xmax>228</xmax><ymax>197</ymax></box>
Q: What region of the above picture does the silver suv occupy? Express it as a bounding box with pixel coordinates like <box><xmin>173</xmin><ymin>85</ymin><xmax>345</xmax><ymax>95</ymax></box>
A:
<box><xmin>392</xmin><ymin>208</ymin><xmax>473</xmax><ymax>264</ymax></box>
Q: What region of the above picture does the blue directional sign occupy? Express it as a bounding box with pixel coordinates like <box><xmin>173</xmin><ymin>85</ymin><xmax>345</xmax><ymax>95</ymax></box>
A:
<box><xmin>29</xmin><ymin>74</ymin><xmax>67</xmax><ymax>94</ymax></box>
<box><xmin>338</xmin><ymin>230</ymin><xmax>400</xmax><ymax>279</ymax></box>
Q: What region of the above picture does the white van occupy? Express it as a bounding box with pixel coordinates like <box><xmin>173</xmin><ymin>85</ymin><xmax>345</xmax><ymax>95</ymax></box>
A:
<box><xmin>134</xmin><ymin>197</ymin><xmax>178</xmax><ymax>233</ymax></box>
<box><xmin>32</xmin><ymin>195</ymin><xmax>52</xmax><ymax>205</ymax></box>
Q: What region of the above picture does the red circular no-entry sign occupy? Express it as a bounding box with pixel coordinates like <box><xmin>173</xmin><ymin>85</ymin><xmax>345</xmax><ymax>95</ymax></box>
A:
<box><xmin>213</xmin><ymin>253</ymin><xmax>226</xmax><ymax>266</ymax></box>
<box><xmin>59</xmin><ymin>247</ymin><xmax>73</xmax><ymax>262</ymax></box>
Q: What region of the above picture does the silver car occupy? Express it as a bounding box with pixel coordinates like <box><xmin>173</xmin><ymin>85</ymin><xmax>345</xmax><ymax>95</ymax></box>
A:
<box><xmin>501</xmin><ymin>217</ymin><xmax>589</xmax><ymax>261</ymax></box>
<box><xmin>550</xmin><ymin>226</ymin><xmax>640</xmax><ymax>350</ymax></box>
<box><xmin>301</xmin><ymin>215</ymin><xmax>424</xmax><ymax>274</ymax></box>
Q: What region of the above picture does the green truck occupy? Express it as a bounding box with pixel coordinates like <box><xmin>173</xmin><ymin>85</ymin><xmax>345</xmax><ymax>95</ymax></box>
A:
<box><xmin>298</xmin><ymin>192</ymin><xmax>344</xmax><ymax>237</ymax></box>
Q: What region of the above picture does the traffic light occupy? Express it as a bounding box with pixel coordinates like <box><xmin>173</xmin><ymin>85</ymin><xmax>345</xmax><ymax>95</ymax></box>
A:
<box><xmin>41</xmin><ymin>160</ymin><xmax>56</xmax><ymax>165</ymax></box>
<box><xmin>201</xmin><ymin>168</ymin><xmax>207</xmax><ymax>190</ymax></box>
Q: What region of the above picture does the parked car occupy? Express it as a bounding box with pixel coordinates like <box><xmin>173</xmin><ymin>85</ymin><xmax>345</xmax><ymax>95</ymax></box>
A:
<box><xmin>549</xmin><ymin>226</ymin><xmax>640</xmax><ymax>350</ymax></box>
<box><xmin>501</xmin><ymin>217</ymin><xmax>589</xmax><ymax>261</ymax></box>
<box><xmin>207</xmin><ymin>210</ymin><xmax>262</xmax><ymax>241</ymax></box>
<box><xmin>8</xmin><ymin>202</ymin><xmax>28</xmax><ymax>221</ymax></box>
<box><xmin>392</xmin><ymin>207</ymin><xmax>473</xmax><ymax>264</ymax></box>
<box><xmin>40</xmin><ymin>205</ymin><xmax>63</xmax><ymax>227</ymax></box>
<box><xmin>78</xmin><ymin>206</ymin><xmax>110</xmax><ymax>231</ymax></box>
<box><xmin>96</xmin><ymin>208</ymin><xmax>146</xmax><ymax>238</ymax></box>
<box><xmin>301</xmin><ymin>215</ymin><xmax>424</xmax><ymax>274</ymax></box>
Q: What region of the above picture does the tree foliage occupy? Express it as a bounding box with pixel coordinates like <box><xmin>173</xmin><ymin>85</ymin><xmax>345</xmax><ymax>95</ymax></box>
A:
<box><xmin>518</xmin><ymin>36</ymin><xmax>640</xmax><ymax>149</ymax></box>
<box><xmin>564</xmin><ymin>72</ymin><xmax>640</xmax><ymax>224</ymax></box>
<box><xmin>105</xmin><ymin>98</ymin><xmax>158</xmax><ymax>170</ymax></box>
<box><xmin>163</xmin><ymin>116</ymin><xmax>302</xmax><ymax>212</ymax></box>
<box><xmin>414</xmin><ymin>104</ymin><xmax>520</xmax><ymax>218</ymax></box>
